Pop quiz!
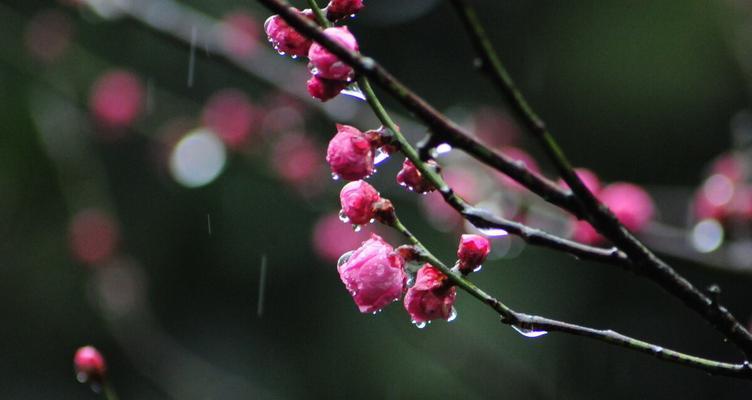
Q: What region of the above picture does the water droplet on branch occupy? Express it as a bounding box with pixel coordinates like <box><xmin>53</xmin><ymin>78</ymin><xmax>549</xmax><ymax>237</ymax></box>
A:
<box><xmin>512</xmin><ymin>325</ymin><xmax>548</xmax><ymax>338</ymax></box>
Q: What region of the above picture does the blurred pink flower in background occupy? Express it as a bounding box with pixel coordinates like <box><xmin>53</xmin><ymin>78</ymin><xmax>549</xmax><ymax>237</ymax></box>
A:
<box><xmin>73</xmin><ymin>346</ymin><xmax>107</xmax><ymax>384</ymax></box>
<box><xmin>68</xmin><ymin>208</ymin><xmax>120</xmax><ymax>266</ymax></box>
<box><xmin>312</xmin><ymin>213</ymin><xmax>394</xmax><ymax>263</ymax></box>
<box><xmin>202</xmin><ymin>88</ymin><xmax>258</xmax><ymax>149</ymax></box>
<box><xmin>24</xmin><ymin>9</ymin><xmax>73</xmax><ymax>63</ymax></box>
<box><xmin>600</xmin><ymin>182</ymin><xmax>655</xmax><ymax>233</ymax></box>
<box><xmin>471</xmin><ymin>107</ymin><xmax>520</xmax><ymax>148</ymax></box>
<box><xmin>496</xmin><ymin>146</ymin><xmax>541</xmax><ymax>192</ymax></box>
<box><xmin>271</xmin><ymin>133</ymin><xmax>325</xmax><ymax>191</ymax></box>
<box><xmin>89</xmin><ymin>69</ymin><xmax>144</xmax><ymax>132</ymax></box>
<box><xmin>420</xmin><ymin>166</ymin><xmax>482</xmax><ymax>231</ymax></box>
<box><xmin>219</xmin><ymin>10</ymin><xmax>261</xmax><ymax>58</ymax></box>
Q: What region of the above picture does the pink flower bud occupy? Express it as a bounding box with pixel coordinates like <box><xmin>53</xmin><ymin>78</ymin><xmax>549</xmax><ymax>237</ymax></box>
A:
<box><xmin>326</xmin><ymin>124</ymin><xmax>374</xmax><ymax>180</ymax></box>
<box><xmin>404</xmin><ymin>264</ymin><xmax>456</xmax><ymax>323</ymax></box>
<box><xmin>338</xmin><ymin>234</ymin><xmax>406</xmax><ymax>313</ymax></box>
<box><xmin>264</xmin><ymin>9</ymin><xmax>314</xmax><ymax>57</ymax></box>
<box><xmin>74</xmin><ymin>346</ymin><xmax>106</xmax><ymax>384</ymax></box>
<box><xmin>308</xmin><ymin>27</ymin><xmax>359</xmax><ymax>81</ymax></box>
<box><xmin>340</xmin><ymin>180</ymin><xmax>381</xmax><ymax>225</ymax></box>
<box><xmin>396</xmin><ymin>159</ymin><xmax>436</xmax><ymax>193</ymax></box>
<box><xmin>326</xmin><ymin>0</ymin><xmax>364</xmax><ymax>21</ymax></box>
<box><xmin>306</xmin><ymin>75</ymin><xmax>348</xmax><ymax>101</ymax></box>
<box><xmin>457</xmin><ymin>234</ymin><xmax>490</xmax><ymax>273</ymax></box>
<box><xmin>599</xmin><ymin>182</ymin><xmax>654</xmax><ymax>233</ymax></box>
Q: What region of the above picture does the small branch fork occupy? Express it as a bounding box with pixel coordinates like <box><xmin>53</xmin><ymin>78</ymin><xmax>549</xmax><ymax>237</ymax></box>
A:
<box><xmin>256</xmin><ymin>0</ymin><xmax>752</xmax><ymax>375</ymax></box>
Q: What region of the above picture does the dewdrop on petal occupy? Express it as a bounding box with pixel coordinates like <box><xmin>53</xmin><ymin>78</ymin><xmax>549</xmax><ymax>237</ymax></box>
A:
<box><xmin>326</xmin><ymin>124</ymin><xmax>375</xmax><ymax>181</ymax></box>
<box><xmin>340</xmin><ymin>180</ymin><xmax>381</xmax><ymax>225</ymax></box>
<box><xmin>308</xmin><ymin>26</ymin><xmax>359</xmax><ymax>81</ymax></box>
<box><xmin>337</xmin><ymin>234</ymin><xmax>406</xmax><ymax>313</ymax></box>
<box><xmin>404</xmin><ymin>264</ymin><xmax>457</xmax><ymax>324</ymax></box>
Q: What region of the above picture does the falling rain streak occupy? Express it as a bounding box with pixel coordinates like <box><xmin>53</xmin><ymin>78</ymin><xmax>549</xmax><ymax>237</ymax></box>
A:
<box><xmin>257</xmin><ymin>255</ymin><xmax>268</xmax><ymax>317</ymax></box>
<box><xmin>206</xmin><ymin>213</ymin><xmax>212</xmax><ymax>235</ymax></box>
<box><xmin>187</xmin><ymin>26</ymin><xmax>197</xmax><ymax>87</ymax></box>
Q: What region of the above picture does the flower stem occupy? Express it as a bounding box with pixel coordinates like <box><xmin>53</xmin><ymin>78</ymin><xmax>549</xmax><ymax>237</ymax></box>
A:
<box><xmin>305</xmin><ymin>0</ymin><xmax>330</xmax><ymax>28</ymax></box>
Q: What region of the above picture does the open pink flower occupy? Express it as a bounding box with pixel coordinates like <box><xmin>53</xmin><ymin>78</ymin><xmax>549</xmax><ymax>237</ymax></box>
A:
<box><xmin>326</xmin><ymin>124</ymin><xmax>374</xmax><ymax>180</ymax></box>
<box><xmin>340</xmin><ymin>180</ymin><xmax>381</xmax><ymax>225</ymax></box>
<box><xmin>74</xmin><ymin>346</ymin><xmax>106</xmax><ymax>384</ymax></box>
<box><xmin>307</xmin><ymin>75</ymin><xmax>348</xmax><ymax>101</ymax></box>
<box><xmin>404</xmin><ymin>264</ymin><xmax>456</xmax><ymax>323</ymax></box>
<box><xmin>326</xmin><ymin>0</ymin><xmax>364</xmax><ymax>21</ymax></box>
<box><xmin>397</xmin><ymin>159</ymin><xmax>436</xmax><ymax>193</ymax></box>
<box><xmin>338</xmin><ymin>234</ymin><xmax>406</xmax><ymax>313</ymax></box>
<box><xmin>457</xmin><ymin>234</ymin><xmax>490</xmax><ymax>273</ymax></box>
<box><xmin>599</xmin><ymin>182</ymin><xmax>654</xmax><ymax>233</ymax></box>
<box><xmin>308</xmin><ymin>27</ymin><xmax>359</xmax><ymax>81</ymax></box>
<box><xmin>264</xmin><ymin>9</ymin><xmax>314</xmax><ymax>57</ymax></box>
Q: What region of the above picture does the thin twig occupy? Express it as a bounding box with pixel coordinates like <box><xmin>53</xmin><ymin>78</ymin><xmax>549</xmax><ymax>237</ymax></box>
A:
<box><xmin>446</xmin><ymin>0</ymin><xmax>752</xmax><ymax>358</ymax></box>
<box><xmin>388</xmin><ymin>215</ymin><xmax>752</xmax><ymax>379</ymax></box>
<box><xmin>257</xmin><ymin>0</ymin><xmax>752</xmax><ymax>360</ymax></box>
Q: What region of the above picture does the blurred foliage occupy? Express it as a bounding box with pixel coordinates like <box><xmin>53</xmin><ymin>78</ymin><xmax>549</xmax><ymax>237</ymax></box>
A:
<box><xmin>1</xmin><ymin>0</ymin><xmax>751</xmax><ymax>399</ymax></box>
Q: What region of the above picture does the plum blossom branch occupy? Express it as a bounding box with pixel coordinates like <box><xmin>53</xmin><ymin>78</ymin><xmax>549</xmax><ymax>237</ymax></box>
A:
<box><xmin>356</xmin><ymin>77</ymin><xmax>629</xmax><ymax>266</ymax></box>
<box><xmin>255</xmin><ymin>0</ymin><xmax>584</xmax><ymax>218</ymax></box>
<box><xmin>387</xmin><ymin>214</ymin><xmax>752</xmax><ymax>379</ymax></box>
<box><xmin>257</xmin><ymin>0</ymin><xmax>752</xmax><ymax>361</ymax></box>
<box><xmin>446</xmin><ymin>0</ymin><xmax>752</xmax><ymax>359</ymax></box>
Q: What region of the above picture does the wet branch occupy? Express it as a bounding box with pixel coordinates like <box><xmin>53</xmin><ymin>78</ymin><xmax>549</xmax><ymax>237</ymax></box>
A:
<box><xmin>387</xmin><ymin>215</ymin><xmax>752</xmax><ymax>380</ymax></box>
<box><xmin>446</xmin><ymin>0</ymin><xmax>752</xmax><ymax>359</ymax></box>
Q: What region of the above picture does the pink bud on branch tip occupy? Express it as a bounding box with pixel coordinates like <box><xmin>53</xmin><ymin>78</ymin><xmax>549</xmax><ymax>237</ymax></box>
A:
<box><xmin>457</xmin><ymin>234</ymin><xmax>490</xmax><ymax>274</ymax></box>
<box><xmin>74</xmin><ymin>346</ymin><xmax>107</xmax><ymax>385</ymax></box>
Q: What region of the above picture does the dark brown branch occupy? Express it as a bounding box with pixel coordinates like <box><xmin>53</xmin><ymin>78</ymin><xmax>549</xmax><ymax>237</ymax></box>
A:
<box><xmin>446</xmin><ymin>0</ymin><xmax>752</xmax><ymax>359</ymax></box>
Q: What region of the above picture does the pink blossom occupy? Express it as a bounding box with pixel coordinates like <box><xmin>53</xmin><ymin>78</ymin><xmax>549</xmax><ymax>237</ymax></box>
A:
<box><xmin>326</xmin><ymin>124</ymin><xmax>374</xmax><ymax>180</ymax></box>
<box><xmin>326</xmin><ymin>0</ymin><xmax>365</xmax><ymax>21</ymax></box>
<box><xmin>307</xmin><ymin>75</ymin><xmax>348</xmax><ymax>101</ymax></box>
<box><xmin>559</xmin><ymin>168</ymin><xmax>601</xmax><ymax>194</ymax></box>
<box><xmin>220</xmin><ymin>11</ymin><xmax>260</xmax><ymax>58</ymax></box>
<box><xmin>308</xmin><ymin>27</ymin><xmax>359</xmax><ymax>81</ymax></box>
<box><xmin>89</xmin><ymin>69</ymin><xmax>144</xmax><ymax>130</ymax></box>
<box><xmin>404</xmin><ymin>264</ymin><xmax>456</xmax><ymax>323</ymax></box>
<box><xmin>457</xmin><ymin>234</ymin><xmax>490</xmax><ymax>273</ymax></box>
<box><xmin>74</xmin><ymin>346</ymin><xmax>106</xmax><ymax>384</ymax></box>
<box><xmin>396</xmin><ymin>159</ymin><xmax>436</xmax><ymax>193</ymax></box>
<box><xmin>340</xmin><ymin>180</ymin><xmax>381</xmax><ymax>225</ymax></box>
<box><xmin>68</xmin><ymin>209</ymin><xmax>119</xmax><ymax>266</ymax></box>
<box><xmin>599</xmin><ymin>182</ymin><xmax>655</xmax><ymax>233</ymax></box>
<box><xmin>497</xmin><ymin>146</ymin><xmax>541</xmax><ymax>192</ymax></box>
<box><xmin>711</xmin><ymin>153</ymin><xmax>745</xmax><ymax>182</ymax></box>
<box><xmin>24</xmin><ymin>9</ymin><xmax>73</xmax><ymax>63</ymax></box>
<box><xmin>338</xmin><ymin>234</ymin><xmax>406</xmax><ymax>313</ymax></box>
<box><xmin>264</xmin><ymin>9</ymin><xmax>314</xmax><ymax>57</ymax></box>
<box><xmin>202</xmin><ymin>89</ymin><xmax>257</xmax><ymax>149</ymax></box>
